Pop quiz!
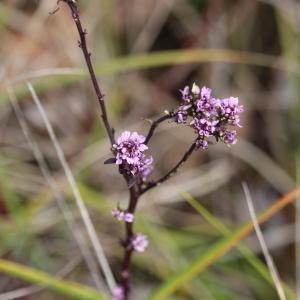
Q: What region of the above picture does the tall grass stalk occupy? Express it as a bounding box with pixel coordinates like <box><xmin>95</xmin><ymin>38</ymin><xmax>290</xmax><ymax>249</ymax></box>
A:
<box><xmin>6</xmin><ymin>82</ymin><xmax>104</xmax><ymax>292</ymax></box>
<box><xmin>243</xmin><ymin>182</ymin><xmax>287</xmax><ymax>300</ymax></box>
<box><xmin>27</xmin><ymin>82</ymin><xmax>116</xmax><ymax>293</ymax></box>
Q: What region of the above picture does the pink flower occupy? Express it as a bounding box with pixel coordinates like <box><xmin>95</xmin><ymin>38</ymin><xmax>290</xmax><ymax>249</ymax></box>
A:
<box><xmin>132</xmin><ymin>233</ymin><xmax>148</xmax><ymax>252</ymax></box>
<box><xmin>112</xmin><ymin>209</ymin><xmax>134</xmax><ymax>223</ymax></box>
<box><xmin>113</xmin><ymin>131</ymin><xmax>153</xmax><ymax>178</ymax></box>
<box><xmin>124</xmin><ymin>213</ymin><xmax>134</xmax><ymax>223</ymax></box>
<box><xmin>175</xmin><ymin>84</ymin><xmax>243</xmax><ymax>148</ymax></box>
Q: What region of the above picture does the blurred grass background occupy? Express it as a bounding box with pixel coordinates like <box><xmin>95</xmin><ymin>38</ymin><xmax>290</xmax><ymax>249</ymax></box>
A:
<box><xmin>0</xmin><ymin>0</ymin><xmax>300</xmax><ymax>299</ymax></box>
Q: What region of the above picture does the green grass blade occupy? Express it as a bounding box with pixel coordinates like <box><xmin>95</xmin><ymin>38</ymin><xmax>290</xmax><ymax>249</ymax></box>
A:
<box><xmin>0</xmin><ymin>259</ymin><xmax>106</xmax><ymax>300</ymax></box>
<box><xmin>179</xmin><ymin>189</ymin><xmax>296</xmax><ymax>300</ymax></box>
<box><xmin>95</xmin><ymin>49</ymin><xmax>298</xmax><ymax>74</ymax></box>
<box><xmin>1</xmin><ymin>48</ymin><xmax>298</xmax><ymax>103</ymax></box>
<box><xmin>148</xmin><ymin>186</ymin><xmax>300</xmax><ymax>300</ymax></box>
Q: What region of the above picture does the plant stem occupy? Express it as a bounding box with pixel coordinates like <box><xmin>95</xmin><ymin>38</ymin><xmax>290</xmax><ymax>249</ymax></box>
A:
<box><xmin>62</xmin><ymin>0</ymin><xmax>115</xmax><ymax>146</ymax></box>
<box><xmin>145</xmin><ymin>112</ymin><xmax>176</xmax><ymax>145</ymax></box>
<box><xmin>61</xmin><ymin>3</ymin><xmax>198</xmax><ymax>299</ymax></box>
<box><xmin>142</xmin><ymin>140</ymin><xmax>197</xmax><ymax>194</ymax></box>
<box><xmin>120</xmin><ymin>186</ymin><xmax>140</xmax><ymax>299</ymax></box>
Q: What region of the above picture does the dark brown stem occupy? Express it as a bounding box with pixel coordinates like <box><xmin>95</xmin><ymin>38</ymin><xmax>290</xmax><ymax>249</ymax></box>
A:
<box><xmin>61</xmin><ymin>0</ymin><xmax>115</xmax><ymax>146</ymax></box>
<box><xmin>120</xmin><ymin>186</ymin><xmax>139</xmax><ymax>299</ymax></box>
<box><xmin>145</xmin><ymin>112</ymin><xmax>176</xmax><ymax>145</ymax></box>
<box><xmin>60</xmin><ymin>4</ymin><xmax>198</xmax><ymax>299</ymax></box>
<box><xmin>141</xmin><ymin>140</ymin><xmax>197</xmax><ymax>194</ymax></box>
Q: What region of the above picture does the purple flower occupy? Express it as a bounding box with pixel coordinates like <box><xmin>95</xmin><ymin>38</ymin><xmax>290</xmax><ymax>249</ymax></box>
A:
<box><xmin>114</xmin><ymin>131</ymin><xmax>147</xmax><ymax>166</ymax></box>
<box><xmin>219</xmin><ymin>128</ymin><xmax>237</xmax><ymax>145</ymax></box>
<box><xmin>201</xmin><ymin>86</ymin><xmax>212</xmax><ymax>100</ymax></box>
<box><xmin>176</xmin><ymin>105</ymin><xmax>188</xmax><ymax>124</ymax></box>
<box><xmin>180</xmin><ymin>86</ymin><xmax>191</xmax><ymax>103</ymax></box>
<box><xmin>112</xmin><ymin>209</ymin><xmax>125</xmax><ymax>221</ymax></box>
<box><xmin>114</xmin><ymin>131</ymin><xmax>153</xmax><ymax>178</ymax></box>
<box><xmin>175</xmin><ymin>84</ymin><xmax>243</xmax><ymax>148</ymax></box>
<box><xmin>196</xmin><ymin>139</ymin><xmax>208</xmax><ymax>149</ymax></box>
<box><xmin>124</xmin><ymin>213</ymin><xmax>134</xmax><ymax>223</ymax></box>
<box><xmin>195</xmin><ymin>87</ymin><xmax>216</xmax><ymax>115</ymax></box>
<box><xmin>112</xmin><ymin>209</ymin><xmax>134</xmax><ymax>223</ymax></box>
<box><xmin>192</xmin><ymin>116</ymin><xmax>218</xmax><ymax>137</ymax></box>
<box><xmin>140</xmin><ymin>156</ymin><xmax>153</xmax><ymax>178</ymax></box>
<box><xmin>217</xmin><ymin>97</ymin><xmax>244</xmax><ymax>127</ymax></box>
<box><xmin>113</xmin><ymin>286</ymin><xmax>125</xmax><ymax>300</ymax></box>
<box><xmin>132</xmin><ymin>233</ymin><xmax>148</xmax><ymax>252</ymax></box>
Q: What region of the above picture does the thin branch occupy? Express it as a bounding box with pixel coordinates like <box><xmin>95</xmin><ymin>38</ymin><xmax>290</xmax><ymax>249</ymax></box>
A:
<box><xmin>27</xmin><ymin>82</ymin><xmax>116</xmax><ymax>293</ymax></box>
<box><xmin>59</xmin><ymin>4</ymin><xmax>143</xmax><ymax>297</ymax></box>
<box><xmin>61</xmin><ymin>0</ymin><xmax>115</xmax><ymax>146</ymax></box>
<box><xmin>142</xmin><ymin>140</ymin><xmax>197</xmax><ymax>194</ymax></box>
<box><xmin>145</xmin><ymin>112</ymin><xmax>176</xmax><ymax>145</ymax></box>
<box><xmin>242</xmin><ymin>182</ymin><xmax>287</xmax><ymax>300</ymax></box>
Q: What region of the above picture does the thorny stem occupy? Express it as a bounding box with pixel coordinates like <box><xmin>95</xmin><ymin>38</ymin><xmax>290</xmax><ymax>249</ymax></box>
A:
<box><xmin>61</xmin><ymin>0</ymin><xmax>115</xmax><ymax>146</ymax></box>
<box><xmin>141</xmin><ymin>140</ymin><xmax>198</xmax><ymax>194</ymax></box>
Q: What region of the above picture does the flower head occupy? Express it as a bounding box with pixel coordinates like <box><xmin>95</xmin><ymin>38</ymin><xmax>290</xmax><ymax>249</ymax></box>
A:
<box><xmin>175</xmin><ymin>84</ymin><xmax>243</xmax><ymax>148</ymax></box>
<box><xmin>113</xmin><ymin>131</ymin><xmax>153</xmax><ymax>179</ymax></box>
<box><xmin>132</xmin><ymin>233</ymin><xmax>148</xmax><ymax>252</ymax></box>
<box><xmin>114</xmin><ymin>131</ymin><xmax>147</xmax><ymax>165</ymax></box>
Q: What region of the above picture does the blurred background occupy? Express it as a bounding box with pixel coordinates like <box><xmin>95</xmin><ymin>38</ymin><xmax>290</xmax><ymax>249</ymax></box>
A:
<box><xmin>0</xmin><ymin>0</ymin><xmax>300</xmax><ymax>299</ymax></box>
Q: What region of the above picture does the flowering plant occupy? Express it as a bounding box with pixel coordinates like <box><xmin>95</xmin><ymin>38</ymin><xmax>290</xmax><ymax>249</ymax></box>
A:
<box><xmin>177</xmin><ymin>84</ymin><xmax>243</xmax><ymax>148</ymax></box>
<box><xmin>60</xmin><ymin>1</ymin><xmax>243</xmax><ymax>299</ymax></box>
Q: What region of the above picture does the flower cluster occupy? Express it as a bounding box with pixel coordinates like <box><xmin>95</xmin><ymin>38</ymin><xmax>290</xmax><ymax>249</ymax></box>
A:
<box><xmin>176</xmin><ymin>83</ymin><xmax>244</xmax><ymax>149</ymax></box>
<box><xmin>112</xmin><ymin>208</ymin><xmax>134</xmax><ymax>223</ymax></box>
<box><xmin>113</xmin><ymin>131</ymin><xmax>153</xmax><ymax>179</ymax></box>
<box><xmin>131</xmin><ymin>233</ymin><xmax>148</xmax><ymax>252</ymax></box>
